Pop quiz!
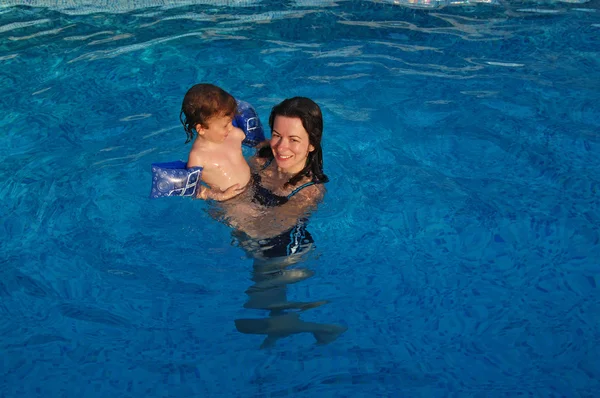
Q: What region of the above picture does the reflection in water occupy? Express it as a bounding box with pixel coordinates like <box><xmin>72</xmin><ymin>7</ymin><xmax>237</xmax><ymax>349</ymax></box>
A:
<box><xmin>233</xmin><ymin>235</ymin><xmax>347</xmax><ymax>349</ymax></box>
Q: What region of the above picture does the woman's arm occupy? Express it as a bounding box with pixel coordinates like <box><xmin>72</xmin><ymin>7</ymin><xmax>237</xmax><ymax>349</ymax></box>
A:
<box><xmin>229</xmin><ymin>184</ymin><xmax>325</xmax><ymax>239</ymax></box>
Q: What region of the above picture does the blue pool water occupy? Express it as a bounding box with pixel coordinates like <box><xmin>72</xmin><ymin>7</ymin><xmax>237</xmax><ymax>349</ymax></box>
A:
<box><xmin>1</xmin><ymin>0</ymin><xmax>599</xmax><ymax>396</ymax></box>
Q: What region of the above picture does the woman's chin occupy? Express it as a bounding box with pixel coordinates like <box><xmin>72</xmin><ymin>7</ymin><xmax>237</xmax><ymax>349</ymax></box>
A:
<box><xmin>275</xmin><ymin>158</ymin><xmax>304</xmax><ymax>173</ymax></box>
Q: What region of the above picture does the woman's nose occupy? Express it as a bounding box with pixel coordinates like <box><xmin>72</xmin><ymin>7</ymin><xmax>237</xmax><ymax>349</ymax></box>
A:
<box><xmin>275</xmin><ymin>138</ymin><xmax>288</xmax><ymax>149</ymax></box>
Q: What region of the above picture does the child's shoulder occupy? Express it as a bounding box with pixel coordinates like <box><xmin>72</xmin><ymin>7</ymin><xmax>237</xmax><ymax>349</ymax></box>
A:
<box><xmin>187</xmin><ymin>138</ymin><xmax>216</xmax><ymax>165</ymax></box>
<box><xmin>187</xmin><ymin>145</ymin><xmax>205</xmax><ymax>168</ymax></box>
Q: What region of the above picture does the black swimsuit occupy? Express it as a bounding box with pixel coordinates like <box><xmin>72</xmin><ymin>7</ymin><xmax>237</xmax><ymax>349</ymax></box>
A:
<box><xmin>237</xmin><ymin>159</ymin><xmax>321</xmax><ymax>259</ymax></box>
<box><xmin>250</xmin><ymin>159</ymin><xmax>317</xmax><ymax>207</ymax></box>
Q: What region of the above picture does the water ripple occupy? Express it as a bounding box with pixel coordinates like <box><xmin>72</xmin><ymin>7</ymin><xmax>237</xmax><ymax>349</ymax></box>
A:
<box><xmin>8</xmin><ymin>24</ymin><xmax>74</xmax><ymax>41</ymax></box>
<box><xmin>5</xmin><ymin>333</ymin><xmax>69</xmax><ymax>349</ymax></box>
<box><xmin>119</xmin><ymin>113</ymin><xmax>152</xmax><ymax>122</ymax></box>
<box><xmin>517</xmin><ymin>8</ymin><xmax>565</xmax><ymax>14</ymax></box>
<box><xmin>221</xmin><ymin>10</ymin><xmax>318</xmax><ymax>25</ymax></box>
<box><xmin>339</xmin><ymin>12</ymin><xmax>518</xmax><ymax>42</ymax></box>
<box><xmin>31</xmin><ymin>87</ymin><xmax>52</xmax><ymax>95</ymax></box>
<box><xmin>370</xmin><ymin>40</ymin><xmax>443</xmax><ymax>53</ymax></box>
<box><xmin>91</xmin><ymin>147</ymin><xmax>156</xmax><ymax>168</ymax></box>
<box><xmin>0</xmin><ymin>18</ymin><xmax>51</xmax><ymax>34</ymax></box>
<box><xmin>63</xmin><ymin>30</ymin><xmax>114</xmax><ymax>41</ymax></box>
<box><xmin>3</xmin><ymin>0</ymin><xmax>259</xmax><ymax>15</ymax></box>
<box><xmin>88</xmin><ymin>33</ymin><xmax>134</xmax><ymax>46</ymax></box>
<box><xmin>388</xmin><ymin>66</ymin><xmax>487</xmax><ymax>79</ymax></box>
<box><xmin>57</xmin><ymin>303</ymin><xmax>131</xmax><ymax>327</ymax></box>
<box><xmin>0</xmin><ymin>53</ymin><xmax>18</xmax><ymax>61</ymax></box>
<box><xmin>306</xmin><ymin>45</ymin><xmax>363</xmax><ymax>58</ymax></box>
<box><xmin>485</xmin><ymin>61</ymin><xmax>525</xmax><ymax>67</ymax></box>
<box><xmin>67</xmin><ymin>31</ymin><xmax>208</xmax><ymax>63</ymax></box>
<box><xmin>142</xmin><ymin>125</ymin><xmax>180</xmax><ymax>140</ymax></box>
<box><xmin>305</xmin><ymin>73</ymin><xmax>371</xmax><ymax>82</ymax></box>
<box><xmin>161</xmin><ymin>12</ymin><xmax>218</xmax><ymax>22</ymax></box>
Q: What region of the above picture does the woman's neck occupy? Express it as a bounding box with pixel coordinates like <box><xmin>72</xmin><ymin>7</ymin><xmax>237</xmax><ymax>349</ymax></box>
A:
<box><xmin>276</xmin><ymin>165</ymin><xmax>297</xmax><ymax>178</ymax></box>
<box><xmin>263</xmin><ymin>160</ymin><xmax>305</xmax><ymax>187</ymax></box>
<box><xmin>274</xmin><ymin>156</ymin><xmax>307</xmax><ymax>177</ymax></box>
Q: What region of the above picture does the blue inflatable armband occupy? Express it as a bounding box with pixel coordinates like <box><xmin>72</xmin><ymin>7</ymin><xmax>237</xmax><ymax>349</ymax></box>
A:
<box><xmin>150</xmin><ymin>161</ymin><xmax>202</xmax><ymax>198</ymax></box>
<box><xmin>233</xmin><ymin>99</ymin><xmax>265</xmax><ymax>147</ymax></box>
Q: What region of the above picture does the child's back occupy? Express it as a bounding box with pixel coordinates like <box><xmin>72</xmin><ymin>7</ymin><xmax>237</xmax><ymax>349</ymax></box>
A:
<box><xmin>181</xmin><ymin>84</ymin><xmax>251</xmax><ymax>193</ymax></box>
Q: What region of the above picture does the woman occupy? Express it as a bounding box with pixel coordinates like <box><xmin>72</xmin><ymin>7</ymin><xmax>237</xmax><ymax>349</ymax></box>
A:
<box><xmin>205</xmin><ymin>97</ymin><xmax>346</xmax><ymax>347</ymax></box>
<box><xmin>214</xmin><ymin>96</ymin><xmax>329</xmax><ymax>259</ymax></box>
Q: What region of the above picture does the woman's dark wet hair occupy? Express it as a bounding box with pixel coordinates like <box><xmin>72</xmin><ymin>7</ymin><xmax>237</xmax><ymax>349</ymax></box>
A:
<box><xmin>180</xmin><ymin>84</ymin><xmax>237</xmax><ymax>143</ymax></box>
<box><xmin>258</xmin><ymin>96</ymin><xmax>328</xmax><ymax>187</ymax></box>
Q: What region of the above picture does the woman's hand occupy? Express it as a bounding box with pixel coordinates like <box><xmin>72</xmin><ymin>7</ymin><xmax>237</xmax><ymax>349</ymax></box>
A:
<box><xmin>255</xmin><ymin>140</ymin><xmax>270</xmax><ymax>149</ymax></box>
<box><xmin>198</xmin><ymin>184</ymin><xmax>245</xmax><ymax>201</ymax></box>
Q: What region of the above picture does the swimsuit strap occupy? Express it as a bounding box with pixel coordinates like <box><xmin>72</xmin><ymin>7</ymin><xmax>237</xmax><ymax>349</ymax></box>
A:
<box><xmin>286</xmin><ymin>181</ymin><xmax>317</xmax><ymax>199</ymax></box>
<box><xmin>261</xmin><ymin>158</ymin><xmax>273</xmax><ymax>170</ymax></box>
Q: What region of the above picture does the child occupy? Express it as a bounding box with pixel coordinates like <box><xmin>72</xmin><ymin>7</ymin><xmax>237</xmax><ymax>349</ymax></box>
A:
<box><xmin>180</xmin><ymin>83</ymin><xmax>251</xmax><ymax>200</ymax></box>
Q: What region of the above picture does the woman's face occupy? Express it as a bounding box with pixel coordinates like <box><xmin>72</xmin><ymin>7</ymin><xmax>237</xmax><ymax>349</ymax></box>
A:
<box><xmin>270</xmin><ymin>116</ymin><xmax>314</xmax><ymax>175</ymax></box>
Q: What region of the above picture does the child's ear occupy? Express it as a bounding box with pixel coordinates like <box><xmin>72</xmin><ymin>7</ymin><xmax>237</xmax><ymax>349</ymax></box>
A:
<box><xmin>195</xmin><ymin>124</ymin><xmax>204</xmax><ymax>135</ymax></box>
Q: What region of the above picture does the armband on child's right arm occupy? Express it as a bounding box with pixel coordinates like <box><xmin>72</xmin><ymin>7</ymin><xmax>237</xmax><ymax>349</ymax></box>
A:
<box><xmin>232</xmin><ymin>99</ymin><xmax>265</xmax><ymax>147</ymax></box>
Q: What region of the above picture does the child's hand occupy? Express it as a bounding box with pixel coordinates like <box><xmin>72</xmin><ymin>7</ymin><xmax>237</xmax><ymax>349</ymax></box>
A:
<box><xmin>198</xmin><ymin>184</ymin><xmax>245</xmax><ymax>201</ymax></box>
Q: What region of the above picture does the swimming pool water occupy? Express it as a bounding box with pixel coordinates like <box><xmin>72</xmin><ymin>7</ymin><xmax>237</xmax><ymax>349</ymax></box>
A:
<box><xmin>1</xmin><ymin>0</ymin><xmax>599</xmax><ymax>396</ymax></box>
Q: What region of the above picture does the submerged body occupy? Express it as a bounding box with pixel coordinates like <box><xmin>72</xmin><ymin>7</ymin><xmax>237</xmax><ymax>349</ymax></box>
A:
<box><xmin>236</xmin><ymin>254</ymin><xmax>346</xmax><ymax>349</ymax></box>
<box><xmin>235</xmin><ymin>313</ymin><xmax>348</xmax><ymax>349</ymax></box>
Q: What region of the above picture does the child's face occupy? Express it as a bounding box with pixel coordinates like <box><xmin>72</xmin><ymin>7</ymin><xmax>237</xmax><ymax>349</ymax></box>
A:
<box><xmin>197</xmin><ymin>114</ymin><xmax>233</xmax><ymax>143</ymax></box>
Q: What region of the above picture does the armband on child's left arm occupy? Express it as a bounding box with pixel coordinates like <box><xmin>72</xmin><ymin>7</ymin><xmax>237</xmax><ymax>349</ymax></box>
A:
<box><xmin>150</xmin><ymin>161</ymin><xmax>202</xmax><ymax>198</ymax></box>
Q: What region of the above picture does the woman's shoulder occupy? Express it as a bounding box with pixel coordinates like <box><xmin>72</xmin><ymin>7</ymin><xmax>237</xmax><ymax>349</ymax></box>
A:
<box><xmin>289</xmin><ymin>177</ymin><xmax>326</xmax><ymax>202</ymax></box>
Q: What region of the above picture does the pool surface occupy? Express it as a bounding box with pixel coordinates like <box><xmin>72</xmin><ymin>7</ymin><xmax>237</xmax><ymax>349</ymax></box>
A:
<box><xmin>1</xmin><ymin>0</ymin><xmax>599</xmax><ymax>396</ymax></box>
